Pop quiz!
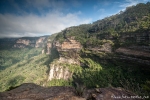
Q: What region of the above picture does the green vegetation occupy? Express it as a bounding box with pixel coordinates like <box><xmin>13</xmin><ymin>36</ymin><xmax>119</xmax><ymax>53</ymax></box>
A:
<box><xmin>47</xmin><ymin>33</ymin><xmax>58</xmax><ymax>42</ymax></box>
<box><xmin>55</xmin><ymin>24</ymin><xmax>91</xmax><ymax>45</ymax></box>
<box><xmin>0</xmin><ymin>48</ymin><xmax>50</xmax><ymax>92</ymax></box>
<box><xmin>0</xmin><ymin>48</ymin><xmax>42</xmax><ymax>70</ymax></box>
<box><xmin>74</xmin><ymin>82</ymin><xmax>86</xmax><ymax>97</ymax></box>
<box><xmin>47</xmin><ymin>2</ymin><xmax>150</xmax><ymax>96</ymax></box>
<box><xmin>0</xmin><ymin>2</ymin><xmax>150</xmax><ymax>97</ymax></box>
<box><xmin>0</xmin><ymin>34</ymin><xmax>59</xmax><ymax>92</ymax></box>
<box><xmin>46</xmin><ymin>52</ymin><xmax>150</xmax><ymax>95</ymax></box>
<box><xmin>55</xmin><ymin>2</ymin><xmax>150</xmax><ymax>47</ymax></box>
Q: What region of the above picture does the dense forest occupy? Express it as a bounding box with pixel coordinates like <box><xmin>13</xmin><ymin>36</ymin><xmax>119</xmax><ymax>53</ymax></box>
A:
<box><xmin>0</xmin><ymin>48</ymin><xmax>49</xmax><ymax>91</ymax></box>
<box><xmin>56</xmin><ymin>2</ymin><xmax>150</xmax><ymax>47</ymax></box>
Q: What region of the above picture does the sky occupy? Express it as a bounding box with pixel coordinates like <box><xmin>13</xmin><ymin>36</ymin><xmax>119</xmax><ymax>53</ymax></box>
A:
<box><xmin>0</xmin><ymin>0</ymin><xmax>149</xmax><ymax>38</ymax></box>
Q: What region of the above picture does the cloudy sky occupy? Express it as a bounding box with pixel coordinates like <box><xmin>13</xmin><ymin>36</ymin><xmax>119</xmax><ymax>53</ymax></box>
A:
<box><xmin>0</xmin><ymin>0</ymin><xmax>149</xmax><ymax>38</ymax></box>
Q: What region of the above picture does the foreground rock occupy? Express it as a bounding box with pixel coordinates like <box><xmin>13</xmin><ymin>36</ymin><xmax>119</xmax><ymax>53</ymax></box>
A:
<box><xmin>0</xmin><ymin>83</ymin><xmax>139</xmax><ymax>100</ymax></box>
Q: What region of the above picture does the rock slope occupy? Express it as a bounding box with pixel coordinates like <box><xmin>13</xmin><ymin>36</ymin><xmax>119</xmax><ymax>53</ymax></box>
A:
<box><xmin>0</xmin><ymin>83</ymin><xmax>138</xmax><ymax>100</ymax></box>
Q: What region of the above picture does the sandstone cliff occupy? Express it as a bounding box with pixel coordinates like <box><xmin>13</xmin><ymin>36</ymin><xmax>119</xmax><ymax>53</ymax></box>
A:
<box><xmin>48</xmin><ymin>38</ymin><xmax>82</xmax><ymax>81</ymax></box>
<box><xmin>116</xmin><ymin>46</ymin><xmax>150</xmax><ymax>65</ymax></box>
<box><xmin>13</xmin><ymin>36</ymin><xmax>48</xmax><ymax>48</ymax></box>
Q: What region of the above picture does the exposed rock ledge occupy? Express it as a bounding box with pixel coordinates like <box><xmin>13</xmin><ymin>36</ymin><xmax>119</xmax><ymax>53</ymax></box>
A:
<box><xmin>116</xmin><ymin>47</ymin><xmax>150</xmax><ymax>58</ymax></box>
<box><xmin>54</xmin><ymin>38</ymin><xmax>82</xmax><ymax>52</ymax></box>
<box><xmin>0</xmin><ymin>83</ymin><xmax>138</xmax><ymax>100</ymax></box>
<box><xmin>48</xmin><ymin>38</ymin><xmax>81</xmax><ymax>81</ymax></box>
<box><xmin>48</xmin><ymin>57</ymin><xmax>79</xmax><ymax>81</ymax></box>
<box><xmin>116</xmin><ymin>47</ymin><xmax>150</xmax><ymax>65</ymax></box>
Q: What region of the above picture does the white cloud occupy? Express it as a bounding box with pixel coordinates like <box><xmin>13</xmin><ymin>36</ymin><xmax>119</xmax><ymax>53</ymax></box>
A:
<box><xmin>120</xmin><ymin>0</ymin><xmax>138</xmax><ymax>8</ymax></box>
<box><xmin>0</xmin><ymin>11</ymin><xmax>92</xmax><ymax>38</ymax></box>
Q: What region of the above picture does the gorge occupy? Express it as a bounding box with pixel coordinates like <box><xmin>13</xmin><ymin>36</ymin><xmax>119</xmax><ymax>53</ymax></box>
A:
<box><xmin>0</xmin><ymin>2</ymin><xmax>150</xmax><ymax>100</ymax></box>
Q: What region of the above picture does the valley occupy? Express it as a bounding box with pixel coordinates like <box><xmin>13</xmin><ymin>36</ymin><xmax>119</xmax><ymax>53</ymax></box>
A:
<box><xmin>0</xmin><ymin>2</ymin><xmax>150</xmax><ymax>100</ymax></box>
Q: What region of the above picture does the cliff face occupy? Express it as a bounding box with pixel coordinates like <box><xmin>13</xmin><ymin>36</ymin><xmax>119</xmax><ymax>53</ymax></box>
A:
<box><xmin>61</xmin><ymin>39</ymin><xmax>82</xmax><ymax>50</ymax></box>
<box><xmin>54</xmin><ymin>38</ymin><xmax>82</xmax><ymax>51</ymax></box>
<box><xmin>48</xmin><ymin>61</ymin><xmax>72</xmax><ymax>81</ymax></box>
<box><xmin>45</xmin><ymin>42</ymin><xmax>52</xmax><ymax>54</ymax></box>
<box><xmin>120</xmin><ymin>32</ymin><xmax>150</xmax><ymax>43</ymax></box>
<box><xmin>35</xmin><ymin>37</ymin><xmax>47</xmax><ymax>48</ymax></box>
<box><xmin>87</xmin><ymin>42</ymin><xmax>113</xmax><ymax>53</ymax></box>
<box><xmin>13</xmin><ymin>36</ymin><xmax>48</xmax><ymax>48</ymax></box>
<box><xmin>116</xmin><ymin>46</ymin><xmax>150</xmax><ymax>65</ymax></box>
<box><xmin>48</xmin><ymin>31</ymin><xmax>150</xmax><ymax>82</ymax></box>
<box><xmin>48</xmin><ymin>38</ymin><xmax>82</xmax><ymax>81</ymax></box>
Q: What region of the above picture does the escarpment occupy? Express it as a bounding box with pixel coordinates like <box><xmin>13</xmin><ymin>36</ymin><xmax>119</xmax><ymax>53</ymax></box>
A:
<box><xmin>48</xmin><ymin>37</ymin><xmax>82</xmax><ymax>81</ymax></box>
<box><xmin>13</xmin><ymin>36</ymin><xmax>48</xmax><ymax>48</ymax></box>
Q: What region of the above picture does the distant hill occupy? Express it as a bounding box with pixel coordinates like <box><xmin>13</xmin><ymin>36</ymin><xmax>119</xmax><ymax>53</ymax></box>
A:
<box><xmin>0</xmin><ymin>36</ymin><xmax>49</xmax><ymax>49</ymax></box>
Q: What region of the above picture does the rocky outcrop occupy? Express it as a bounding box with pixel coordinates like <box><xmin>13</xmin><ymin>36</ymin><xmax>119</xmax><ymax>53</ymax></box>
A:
<box><xmin>13</xmin><ymin>36</ymin><xmax>48</xmax><ymax>48</ymax></box>
<box><xmin>48</xmin><ymin>38</ymin><xmax>82</xmax><ymax>81</ymax></box>
<box><xmin>48</xmin><ymin>57</ymin><xmax>80</xmax><ymax>81</ymax></box>
<box><xmin>54</xmin><ymin>38</ymin><xmax>82</xmax><ymax>52</ymax></box>
<box><xmin>0</xmin><ymin>83</ymin><xmax>139</xmax><ymax>100</ymax></box>
<box><xmin>88</xmin><ymin>42</ymin><xmax>112</xmax><ymax>53</ymax></box>
<box><xmin>14</xmin><ymin>38</ymin><xmax>34</xmax><ymax>48</ymax></box>
<box><xmin>16</xmin><ymin>39</ymin><xmax>30</xmax><ymax>45</ymax></box>
<box><xmin>35</xmin><ymin>37</ymin><xmax>47</xmax><ymax>48</ymax></box>
<box><xmin>55</xmin><ymin>38</ymin><xmax>82</xmax><ymax>58</ymax></box>
<box><xmin>116</xmin><ymin>47</ymin><xmax>150</xmax><ymax>58</ymax></box>
<box><xmin>116</xmin><ymin>46</ymin><xmax>150</xmax><ymax>65</ymax></box>
<box><xmin>46</xmin><ymin>42</ymin><xmax>52</xmax><ymax>54</ymax></box>
<box><xmin>120</xmin><ymin>32</ymin><xmax>150</xmax><ymax>43</ymax></box>
<box><xmin>48</xmin><ymin>63</ymin><xmax>72</xmax><ymax>81</ymax></box>
<box><xmin>61</xmin><ymin>39</ymin><xmax>82</xmax><ymax>50</ymax></box>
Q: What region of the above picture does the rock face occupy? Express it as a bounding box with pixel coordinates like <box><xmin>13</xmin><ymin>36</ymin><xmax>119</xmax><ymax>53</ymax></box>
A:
<box><xmin>46</xmin><ymin>42</ymin><xmax>52</xmax><ymax>54</ymax></box>
<box><xmin>13</xmin><ymin>36</ymin><xmax>48</xmax><ymax>48</ymax></box>
<box><xmin>116</xmin><ymin>47</ymin><xmax>150</xmax><ymax>58</ymax></box>
<box><xmin>48</xmin><ymin>38</ymin><xmax>82</xmax><ymax>81</ymax></box>
<box><xmin>35</xmin><ymin>37</ymin><xmax>47</xmax><ymax>48</ymax></box>
<box><xmin>85</xmin><ymin>87</ymin><xmax>138</xmax><ymax>100</ymax></box>
<box><xmin>0</xmin><ymin>83</ymin><xmax>138</xmax><ymax>100</ymax></box>
<box><xmin>54</xmin><ymin>38</ymin><xmax>82</xmax><ymax>52</ymax></box>
<box><xmin>48</xmin><ymin>63</ymin><xmax>72</xmax><ymax>81</ymax></box>
<box><xmin>116</xmin><ymin>46</ymin><xmax>150</xmax><ymax>65</ymax></box>
<box><xmin>48</xmin><ymin>57</ymin><xmax>80</xmax><ymax>81</ymax></box>
<box><xmin>120</xmin><ymin>32</ymin><xmax>150</xmax><ymax>43</ymax></box>
<box><xmin>61</xmin><ymin>39</ymin><xmax>82</xmax><ymax>50</ymax></box>
<box><xmin>88</xmin><ymin>42</ymin><xmax>113</xmax><ymax>53</ymax></box>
